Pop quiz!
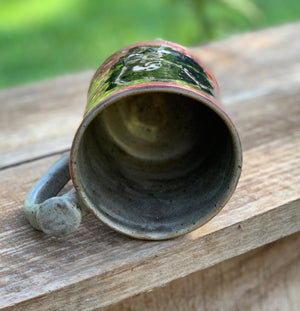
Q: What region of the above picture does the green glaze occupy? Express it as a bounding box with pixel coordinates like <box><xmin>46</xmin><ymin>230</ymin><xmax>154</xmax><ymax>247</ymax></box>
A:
<box><xmin>87</xmin><ymin>44</ymin><xmax>215</xmax><ymax>113</ymax></box>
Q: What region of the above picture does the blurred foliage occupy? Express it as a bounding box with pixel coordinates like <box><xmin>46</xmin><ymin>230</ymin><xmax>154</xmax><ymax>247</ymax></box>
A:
<box><xmin>0</xmin><ymin>0</ymin><xmax>299</xmax><ymax>89</ymax></box>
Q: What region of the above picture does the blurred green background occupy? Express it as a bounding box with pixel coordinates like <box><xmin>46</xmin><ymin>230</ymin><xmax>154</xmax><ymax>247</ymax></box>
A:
<box><xmin>1</xmin><ymin>0</ymin><xmax>299</xmax><ymax>89</ymax></box>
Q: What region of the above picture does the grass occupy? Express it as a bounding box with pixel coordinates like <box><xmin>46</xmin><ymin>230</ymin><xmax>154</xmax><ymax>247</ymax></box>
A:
<box><xmin>0</xmin><ymin>0</ymin><xmax>299</xmax><ymax>89</ymax></box>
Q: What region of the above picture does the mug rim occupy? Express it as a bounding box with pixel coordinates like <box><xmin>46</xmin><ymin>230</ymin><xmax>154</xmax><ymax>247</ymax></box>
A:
<box><xmin>70</xmin><ymin>83</ymin><xmax>242</xmax><ymax>240</ymax></box>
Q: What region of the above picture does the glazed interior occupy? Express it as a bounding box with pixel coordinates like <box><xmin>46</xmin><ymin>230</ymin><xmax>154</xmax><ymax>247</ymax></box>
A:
<box><xmin>74</xmin><ymin>91</ymin><xmax>240</xmax><ymax>238</ymax></box>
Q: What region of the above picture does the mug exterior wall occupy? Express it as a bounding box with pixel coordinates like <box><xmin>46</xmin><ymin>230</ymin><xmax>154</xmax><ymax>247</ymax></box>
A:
<box><xmin>86</xmin><ymin>40</ymin><xmax>219</xmax><ymax>115</ymax></box>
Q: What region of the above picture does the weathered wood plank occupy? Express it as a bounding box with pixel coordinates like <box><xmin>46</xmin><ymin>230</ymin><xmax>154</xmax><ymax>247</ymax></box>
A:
<box><xmin>0</xmin><ymin>94</ymin><xmax>299</xmax><ymax>308</ymax></box>
<box><xmin>0</xmin><ymin>71</ymin><xmax>92</xmax><ymax>168</ymax></box>
<box><xmin>0</xmin><ymin>22</ymin><xmax>300</xmax><ymax>310</ymax></box>
<box><xmin>98</xmin><ymin>232</ymin><xmax>300</xmax><ymax>311</ymax></box>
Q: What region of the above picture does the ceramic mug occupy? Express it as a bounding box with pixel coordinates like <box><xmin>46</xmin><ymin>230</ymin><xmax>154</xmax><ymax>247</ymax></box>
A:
<box><xmin>24</xmin><ymin>40</ymin><xmax>242</xmax><ymax>240</ymax></box>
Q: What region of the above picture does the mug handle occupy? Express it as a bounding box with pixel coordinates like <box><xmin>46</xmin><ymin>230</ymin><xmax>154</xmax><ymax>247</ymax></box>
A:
<box><xmin>24</xmin><ymin>153</ymin><xmax>88</xmax><ymax>236</ymax></box>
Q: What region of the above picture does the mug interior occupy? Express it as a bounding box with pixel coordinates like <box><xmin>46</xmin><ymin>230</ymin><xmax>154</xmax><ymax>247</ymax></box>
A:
<box><xmin>72</xmin><ymin>90</ymin><xmax>241</xmax><ymax>239</ymax></box>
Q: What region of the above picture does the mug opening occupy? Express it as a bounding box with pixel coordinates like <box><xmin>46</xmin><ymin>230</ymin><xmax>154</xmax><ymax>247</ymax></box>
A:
<box><xmin>72</xmin><ymin>89</ymin><xmax>241</xmax><ymax>239</ymax></box>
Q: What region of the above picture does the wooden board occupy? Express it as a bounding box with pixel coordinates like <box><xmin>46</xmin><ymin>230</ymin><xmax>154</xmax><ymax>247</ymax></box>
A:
<box><xmin>99</xmin><ymin>232</ymin><xmax>300</xmax><ymax>311</ymax></box>
<box><xmin>0</xmin><ymin>22</ymin><xmax>300</xmax><ymax>310</ymax></box>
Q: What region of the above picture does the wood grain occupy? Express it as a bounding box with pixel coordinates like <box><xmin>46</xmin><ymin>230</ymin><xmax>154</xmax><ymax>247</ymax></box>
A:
<box><xmin>0</xmin><ymin>72</ymin><xmax>91</xmax><ymax>169</ymax></box>
<box><xmin>0</xmin><ymin>22</ymin><xmax>300</xmax><ymax>310</ymax></box>
<box><xmin>98</xmin><ymin>232</ymin><xmax>300</xmax><ymax>311</ymax></box>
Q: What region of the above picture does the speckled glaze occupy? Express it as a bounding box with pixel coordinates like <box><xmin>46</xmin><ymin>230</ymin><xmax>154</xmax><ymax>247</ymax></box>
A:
<box><xmin>69</xmin><ymin>40</ymin><xmax>242</xmax><ymax>240</ymax></box>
